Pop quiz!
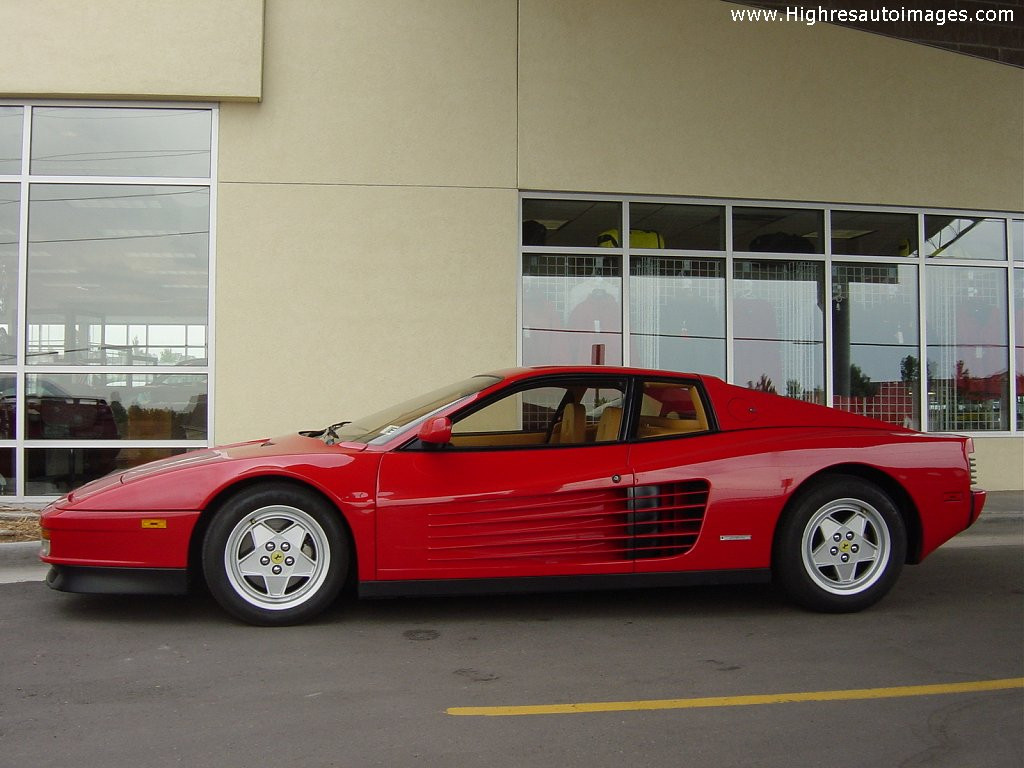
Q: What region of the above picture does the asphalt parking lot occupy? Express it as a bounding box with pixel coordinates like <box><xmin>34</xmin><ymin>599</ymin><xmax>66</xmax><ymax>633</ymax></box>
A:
<box><xmin>1</xmin><ymin>496</ymin><xmax>1021</xmax><ymax>768</ymax></box>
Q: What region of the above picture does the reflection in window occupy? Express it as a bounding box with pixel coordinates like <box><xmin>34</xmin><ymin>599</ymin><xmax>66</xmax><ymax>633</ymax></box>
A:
<box><xmin>522</xmin><ymin>254</ymin><xmax>622</xmax><ymax>366</ymax></box>
<box><xmin>27</xmin><ymin>185</ymin><xmax>209</xmax><ymax>364</ymax></box>
<box><xmin>629</xmin><ymin>203</ymin><xmax>724</xmax><ymax>250</ymax></box>
<box><xmin>522</xmin><ymin>199</ymin><xmax>621</xmax><ymax>247</ymax></box>
<box><xmin>31</xmin><ymin>108</ymin><xmax>212</xmax><ymax>178</ymax></box>
<box><xmin>630</xmin><ymin>256</ymin><xmax>725</xmax><ymax>377</ymax></box>
<box><xmin>924</xmin><ymin>216</ymin><xmax>1006</xmax><ymax>260</ymax></box>
<box><xmin>831</xmin><ymin>211</ymin><xmax>918</xmax><ymax>257</ymax></box>
<box><xmin>0</xmin><ymin>184</ymin><xmax>19</xmax><ymax>363</ymax></box>
<box><xmin>926</xmin><ymin>267</ymin><xmax>1008</xmax><ymax>431</ymax></box>
<box><xmin>832</xmin><ymin>263</ymin><xmax>920</xmax><ymax>428</ymax></box>
<box><xmin>734</xmin><ymin>260</ymin><xmax>824</xmax><ymax>403</ymax></box>
<box><xmin>0</xmin><ymin>107</ymin><xmax>23</xmax><ymax>175</ymax></box>
<box><xmin>26</xmin><ymin>447</ymin><xmax>186</xmax><ymax>496</ymax></box>
<box><xmin>27</xmin><ymin>373</ymin><xmax>207</xmax><ymax>441</ymax></box>
<box><xmin>733</xmin><ymin>207</ymin><xmax>824</xmax><ymax>254</ymax></box>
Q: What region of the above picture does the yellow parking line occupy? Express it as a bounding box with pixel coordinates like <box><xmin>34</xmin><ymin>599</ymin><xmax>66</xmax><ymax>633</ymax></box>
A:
<box><xmin>447</xmin><ymin>677</ymin><xmax>1024</xmax><ymax>717</ymax></box>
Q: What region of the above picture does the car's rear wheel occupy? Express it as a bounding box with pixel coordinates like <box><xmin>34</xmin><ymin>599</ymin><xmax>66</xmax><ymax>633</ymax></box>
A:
<box><xmin>202</xmin><ymin>484</ymin><xmax>349</xmax><ymax>625</ymax></box>
<box><xmin>773</xmin><ymin>476</ymin><xmax>906</xmax><ymax>612</ymax></box>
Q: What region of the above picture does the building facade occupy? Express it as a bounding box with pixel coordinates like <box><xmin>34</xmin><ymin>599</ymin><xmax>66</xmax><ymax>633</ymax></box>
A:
<box><xmin>0</xmin><ymin>0</ymin><xmax>1020</xmax><ymax>497</ymax></box>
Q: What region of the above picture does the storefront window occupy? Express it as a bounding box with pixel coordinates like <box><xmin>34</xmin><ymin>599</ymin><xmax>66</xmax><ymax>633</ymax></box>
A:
<box><xmin>733</xmin><ymin>207</ymin><xmax>824</xmax><ymax>254</ymax></box>
<box><xmin>31</xmin><ymin>107</ymin><xmax>212</xmax><ymax>178</ymax></box>
<box><xmin>631</xmin><ymin>256</ymin><xmax>725</xmax><ymax>377</ymax></box>
<box><xmin>924</xmin><ymin>216</ymin><xmax>1006</xmax><ymax>260</ymax></box>
<box><xmin>831</xmin><ymin>210</ymin><xmax>918</xmax><ymax>257</ymax></box>
<box><xmin>0</xmin><ymin>104</ymin><xmax>214</xmax><ymax>499</ymax></box>
<box><xmin>832</xmin><ymin>263</ymin><xmax>919</xmax><ymax>428</ymax></box>
<box><xmin>0</xmin><ymin>184</ymin><xmax>19</xmax><ymax>362</ymax></box>
<box><xmin>1012</xmin><ymin>220</ymin><xmax>1023</xmax><ymax>262</ymax></box>
<box><xmin>522</xmin><ymin>253</ymin><xmax>622</xmax><ymax>366</ymax></box>
<box><xmin>926</xmin><ymin>266</ymin><xmax>1008</xmax><ymax>431</ymax></box>
<box><xmin>629</xmin><ymin>203</ymin><xmax>725</xmax><ymax>251</ymax></box>
<box><xmin>1015</xmin><ymin>269</ymin><xmax>1023</xmax><ymax>429</ymax></box>
<box><xmin>26</xmin><ymin>184</ymin><xmax>209</xmax><ymax>364</ymax></box>
<box><xmin>522</xmin><ymin>199</ymin><xmax>621</xmax><ymax>247</ymax></box>
<box><xmin>0</xmin><ymin>107</ymin><xmax>23</xmax><ymax>175</ymax></box>
<box><xmin>734</xmin><ymin>259</ymin><xmax>824</xmax><ymax>402</ymax></box>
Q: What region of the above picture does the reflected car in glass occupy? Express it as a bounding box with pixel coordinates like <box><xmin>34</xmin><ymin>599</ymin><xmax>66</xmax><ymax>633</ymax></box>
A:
<box><xmin>40</xmin><ymin>366</ymin><xmax>985</xmax><ymax>625</ymax></box>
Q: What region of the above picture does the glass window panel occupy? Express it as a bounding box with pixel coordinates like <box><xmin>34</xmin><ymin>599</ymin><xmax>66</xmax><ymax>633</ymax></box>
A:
<box><xmin>924</xmin><ymin>216</ymin><xmax>1006</xmax><ymax>260</ymax></box>
<box><xmin>831</xmin><ymin>211</ymin><xmax>918</xmax><ymax>257</ymax></box>
<box><xmin>1012</xmin><ymin>220</ymin><xmax>1023</xmax><ymax>263</ymax></box>
<box><xmin>26</xmin><ymin>447</ymin><xmax>186</xmax><ymax>496</ymax></box>
<box><xmin>734</xmin><ymin>260</ymin><xmax>824</xmax><ymax>402</ymax></box>
<box><xmin>629</xmin><ymin>203</ymin><xmax>725</xmax><ymax>250</ymax></box>
<box><xmin>452</xmin><ymin>380</ymin><xmax>626</xmax><ymax>447</ymax></box>
<box><xmin>28</xmin><ymin>373</ymin><xmax>207</xmax><ymax>440</ymax></box>
<box><xmin>0</xmin><ymin>184</ymin><xmax>19</xmax><ymax>362</ymax></box>
<box><xmin>630</xmin><ymin>256</ymin><xmax>725</xmax><ymax>377</ymax></box>
<box><xmin>0</xmin><ymin>447</ymin><xmax>13</xmax><ymax>495</ymax></box>
<box><xmin>27</xmin><ymin>184</ymin><xmax>209</xmax><ymax>364</ymax></box>
<box><xmin>0</xmin><ymin>107</ymin><xmax>23</xmax><ymax>175</ymax></box>
<box><xmin>0</xmin><ymin>372</ymin><xmax>14</xmax><ymax>439</ymax></box>
<box><xmin>733</xmin><ymin>207</ymin><xmax>824</xmax><ymax>254</ymax></box>
<box><xmin>1015</xmin><ymin>269</ymin><xmax>1023</xmax><ymax>430</ymax></box>
<box><xmin>522</xmin><ymin>253</ymin><xmax>622</xmax><ymax>366</ymax></box>
<box><xmin>522</xmin><ymin>199</ymin><xmax>621</xmax><ymax>247</ymax></box>
<box><xmin>926</xmin><ymin>266</ymin><xmax>1008</xmax><ymax>431</ymax></box>
<box><xmin>31</xmin><ymin>107</ymin><xmax>211</xmax><ymax>178</ymax></box>
<box><xmin>832</xmin><ymin>263</ymin><xmax>920</xmax><ymax>428</ymax></box>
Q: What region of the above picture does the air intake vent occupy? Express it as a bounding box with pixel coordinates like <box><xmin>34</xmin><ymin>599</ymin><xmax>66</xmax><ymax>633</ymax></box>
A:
<box><xmin>627</xmin><ymin>480</ymin><xmax>710</xmax><ymax>559</ymax></box>
<box><xmin>425</xmin><ymin>480</ymin><xmax>710</xmax><ymax>565</ymax></box>
<box><xmin>969</xmin><ymin>455</ymin><xmax>978</xmax><ymax>487</ymax></box>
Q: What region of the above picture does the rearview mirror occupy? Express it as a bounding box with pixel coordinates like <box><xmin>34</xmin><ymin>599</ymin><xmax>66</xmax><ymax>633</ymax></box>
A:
<box><xmin>417</xmin><ymin>416</ymin><xmax>452</xmax><ymax>445</ymax></box>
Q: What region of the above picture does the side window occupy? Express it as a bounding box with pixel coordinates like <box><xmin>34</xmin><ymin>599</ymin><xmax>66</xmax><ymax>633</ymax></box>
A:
<box><xmin>636</xmin><ymin>381</ymin><xmax>710</xmax><ymax>440</ymax></box>
<box><xmin>450</xmin><ymin>379</ymin><xmax>626</xmax><ymax>448</ymax></box>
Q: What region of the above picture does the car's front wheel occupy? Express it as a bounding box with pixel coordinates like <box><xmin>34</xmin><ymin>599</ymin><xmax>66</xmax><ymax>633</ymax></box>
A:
<box><xmin>202</xmin><ymin>483</ymin><xmax>349</xmax><ymax>625</ymax></box>
<box><xmin>773</xmin><ymin>476</ymin><xmax>906</xmax><ymax>612</ymax></box>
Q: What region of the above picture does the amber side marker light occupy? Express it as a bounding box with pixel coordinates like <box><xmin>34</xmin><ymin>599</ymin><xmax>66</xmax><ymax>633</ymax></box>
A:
<box><xmin>141</xmin><ymin>519</ymin><xmax>168</xmax><ymax>529</ymax></box>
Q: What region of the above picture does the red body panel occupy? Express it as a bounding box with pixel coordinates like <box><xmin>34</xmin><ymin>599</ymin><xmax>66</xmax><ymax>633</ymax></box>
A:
<box><xmin>40</xmin><ymin>366</ymin><xmax>982</xmax><ymax>595</ymax></box>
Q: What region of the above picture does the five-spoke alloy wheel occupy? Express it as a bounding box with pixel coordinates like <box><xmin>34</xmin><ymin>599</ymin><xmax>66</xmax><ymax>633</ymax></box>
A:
<box><xmin>203</xmin><ymin>484</ymin><xmax>349</xmax><ymax>626</ymax></box>
<box><xmin>774</xmin><ymin>476</ymin><xmax>906</xmax><ymax>612</ymax></box>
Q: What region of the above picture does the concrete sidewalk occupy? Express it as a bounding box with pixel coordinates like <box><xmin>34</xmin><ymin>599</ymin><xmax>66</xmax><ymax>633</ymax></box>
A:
<box><xmin>1</xmin><ymin>492</ymin><xmax>1021</xmax><ymax>585</ymax></box>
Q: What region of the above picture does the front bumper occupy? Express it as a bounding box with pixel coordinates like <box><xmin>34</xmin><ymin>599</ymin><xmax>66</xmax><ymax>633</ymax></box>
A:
<box><xmin>46</xmin><ymin>564</ymin><xmax>189</xmax><ymax>595</ymax></box>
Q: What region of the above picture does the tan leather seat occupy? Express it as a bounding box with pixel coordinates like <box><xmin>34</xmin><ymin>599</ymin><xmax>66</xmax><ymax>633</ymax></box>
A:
<box><xmin>557</xmin><ymin>403</ymin><xmax>586</xmax><ymax>444</ymax></box>
<box><xmin>595</xmin><ymin>406</ymin><xmax>622</xmax><ymax>442</ymax></box>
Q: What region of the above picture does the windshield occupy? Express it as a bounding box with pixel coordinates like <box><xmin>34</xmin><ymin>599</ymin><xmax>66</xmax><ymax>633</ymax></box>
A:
<box><xmin>330</xmin><ymin>375</ymin><xmax>501</xmax><ymax>445</ymax></box>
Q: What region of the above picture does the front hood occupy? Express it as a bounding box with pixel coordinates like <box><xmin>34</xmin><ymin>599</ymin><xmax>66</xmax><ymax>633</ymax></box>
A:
<box><xmin>63</xmin><ymin>432</ymin><xmax>365</xmax><ymax>507</ymax></box>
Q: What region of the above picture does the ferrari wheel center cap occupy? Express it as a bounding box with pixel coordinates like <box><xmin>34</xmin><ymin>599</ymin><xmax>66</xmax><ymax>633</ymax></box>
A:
<box><xmin>839</xmin><ymin>541</ymin><xmax>852</xmax><ymax>554</ymax></box>
<box><xmin>271</xmin><ymin>551</ymin><xmax>285</xmax><ymax>565</ymax></box>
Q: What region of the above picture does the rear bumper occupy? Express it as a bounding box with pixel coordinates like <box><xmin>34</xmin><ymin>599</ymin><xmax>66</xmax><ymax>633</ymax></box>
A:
<box><xmin>46</xmin><ymin>564</ymin><xmax>188</xmax><ymax>595</ymax></box>
<box><xmin>970</xmin><ymin>489</ymin><xmax>987</xmax><ymax>526</ymax></box>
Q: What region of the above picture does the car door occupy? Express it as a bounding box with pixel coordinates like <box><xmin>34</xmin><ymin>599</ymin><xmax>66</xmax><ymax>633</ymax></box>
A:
<box><xmin>375</xmin><ymin>375</ymin><xmax>634</xmax><ymax>581</ymax></box>
<box><xmin>624</xmin><ymin>377</ymin><xmax>774</xmax><ymax>574</ymax></box>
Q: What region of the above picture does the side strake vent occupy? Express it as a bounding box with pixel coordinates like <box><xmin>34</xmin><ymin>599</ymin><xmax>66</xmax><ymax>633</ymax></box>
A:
<box><xmin>627</xmin><ymin>480</ymin><xmax>710</xmax><ymax>559</ymax></box>
<box><xmin>425</xmin><ymin>480</ymin><xmax>710</xmax><ymax>564</ymax></box>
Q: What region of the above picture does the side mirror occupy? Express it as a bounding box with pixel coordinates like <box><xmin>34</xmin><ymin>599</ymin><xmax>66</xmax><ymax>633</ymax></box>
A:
<box><xmin>417</xmin><ymin>415</ymin><xmax>452</xmax><ymax>445</ymax></box>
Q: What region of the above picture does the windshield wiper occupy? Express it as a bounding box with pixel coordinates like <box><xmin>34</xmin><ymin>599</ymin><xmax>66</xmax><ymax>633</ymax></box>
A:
<box><xmin>323</xmin><ymin>421</ymin><xmax>350</xmax><ymax>445</ymax></box>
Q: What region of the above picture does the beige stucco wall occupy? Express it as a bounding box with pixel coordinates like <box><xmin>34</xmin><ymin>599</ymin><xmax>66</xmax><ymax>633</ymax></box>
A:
<box><xmin>0</xmin><ymin>0</ymin><xmax>264</xmax><ymax>102</ymax></box>
<box><xmin>518</xmin><ymin>0</ymin><xmax>1024</xmax><ymax>212</ymax></box>
<box><xmin>215</xmin><ymin>182</ymin><xmax>518</xmax><ymax>440</ymax></box>
<box><xmin>218</xmin><ymin>0</ymin><xmax>518</xmax><ymax>187</ymax></box>
<box><xmin>973</xmin><ymin>438</ymin><xmax>1024</xmax><ymax>491</ymax></box>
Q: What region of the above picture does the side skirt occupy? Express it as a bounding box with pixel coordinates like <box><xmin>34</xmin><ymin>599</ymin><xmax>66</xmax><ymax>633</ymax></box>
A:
<box><xmin>359</xmin><ymin>569</ymin><xmax>770</xmax><ymax>599</ymax></box>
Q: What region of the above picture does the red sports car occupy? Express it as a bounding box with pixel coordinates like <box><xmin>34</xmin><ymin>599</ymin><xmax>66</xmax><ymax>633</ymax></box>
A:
<box><xmin>40</xmin><ymin>366</ymin><xmax>985</xmax><ymax>625</ymax></box>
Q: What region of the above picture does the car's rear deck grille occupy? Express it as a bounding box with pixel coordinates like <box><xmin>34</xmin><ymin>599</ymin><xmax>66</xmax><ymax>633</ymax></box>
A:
<box><xmin>426</xmin><ymin>480</ymin><xmax>710</xmax><ymax>563</ymax></box>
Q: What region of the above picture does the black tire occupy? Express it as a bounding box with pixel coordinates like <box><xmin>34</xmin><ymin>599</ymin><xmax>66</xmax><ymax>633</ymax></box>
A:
<box><xmin>202</xmin><ymin>483</ymin><xmax>349</xmax><ymax>626</ymax></box>
<box><xmin>773</xmin><ymin>475</ymin><xmax>906</xmax><ymax>613</ymax></box>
